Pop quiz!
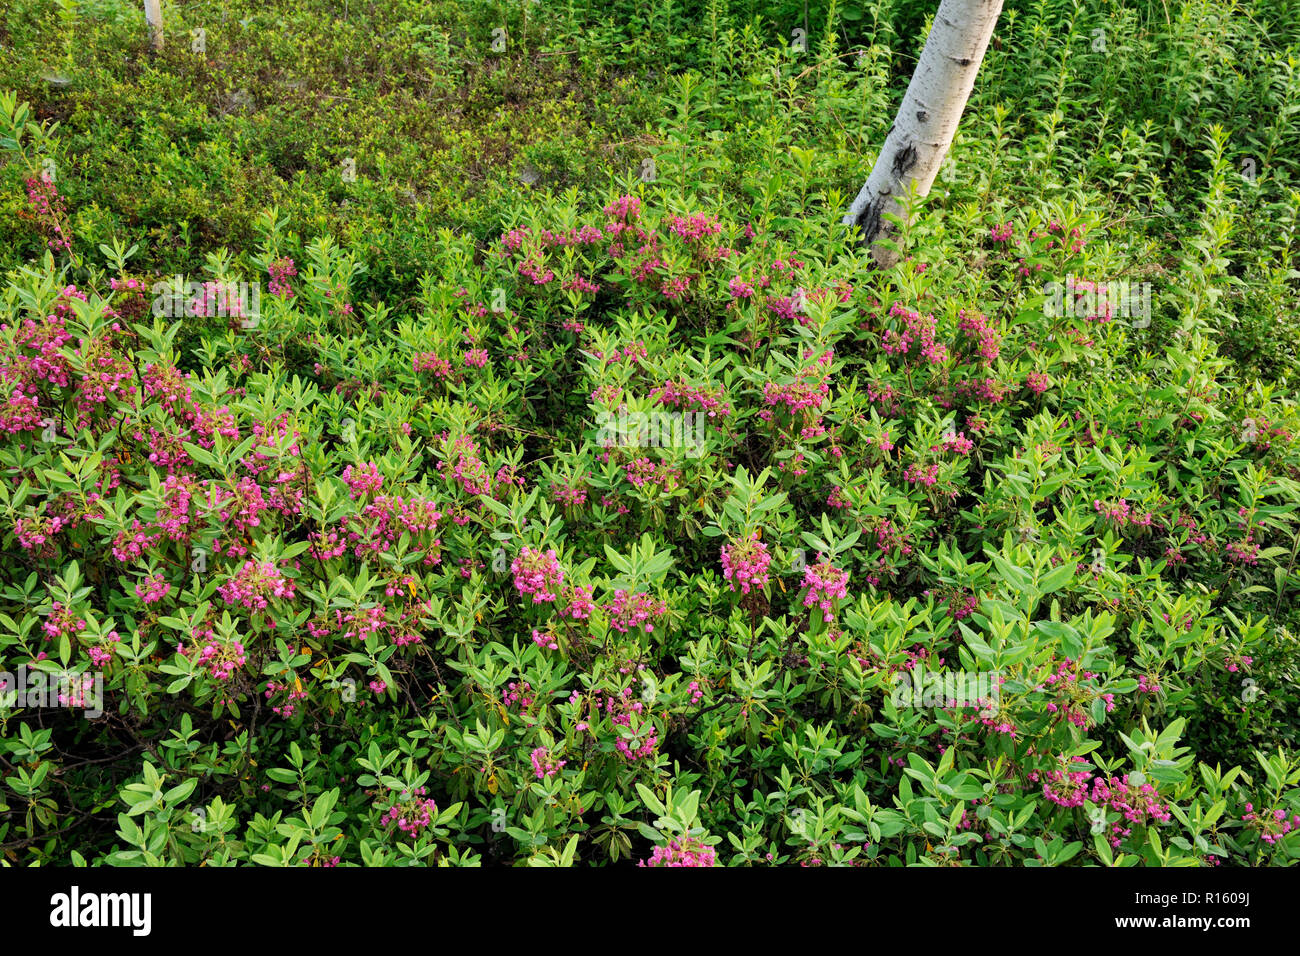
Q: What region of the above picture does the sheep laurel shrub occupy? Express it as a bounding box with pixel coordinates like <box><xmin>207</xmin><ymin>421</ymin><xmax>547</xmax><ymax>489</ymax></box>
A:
<box><xmin>2</xmin><ymin>0</ymin><xmax>1300</xmax><ymax>868</ymax></box>
<box><xmin>4</xmin><ymin>156</ymin><xmax>1300</xmax><ymax>865</ymax></box>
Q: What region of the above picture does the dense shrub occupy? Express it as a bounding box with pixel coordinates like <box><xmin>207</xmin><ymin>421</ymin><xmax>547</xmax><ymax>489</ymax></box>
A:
<box><xmin>1</xmin><ymin>0</ymin><xmax>1299</xmax><ymax>867</ymax></box>
<box><xmin>4</xmin><ymin>168</ymin><xmax>1300</xmax><ymax>864</ymax></box>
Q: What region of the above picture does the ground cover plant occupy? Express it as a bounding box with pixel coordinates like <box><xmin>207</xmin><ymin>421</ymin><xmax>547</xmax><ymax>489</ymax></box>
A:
<box><xmin>1</xmin><ymin>0</ymin><xmax>1299</xmax><ymax>867</ymax></box>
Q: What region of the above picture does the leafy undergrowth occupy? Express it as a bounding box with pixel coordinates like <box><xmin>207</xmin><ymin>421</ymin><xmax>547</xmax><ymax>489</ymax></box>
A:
<box><xmin>0</xmin><ymin>0</ymin><xmax>661</xmax><ymax>298</ymax></box>
<box><xmin>1</xmin><ymin>0</ymin><xmax>1299</xmax><ymax>867</ymax></box>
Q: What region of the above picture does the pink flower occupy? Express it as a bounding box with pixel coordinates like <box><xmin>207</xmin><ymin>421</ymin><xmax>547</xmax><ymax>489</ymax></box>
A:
<box><xmin>803</xmin><ymin>556</ymin><xmax>849</xmax><ymax>623</ymax></box>
<box><xmin>639</xmin><ymin>836</ymin><xmax>717</xmax><ymax>867</ymax></box>
<box><xmin>512</xmin><ymin>547</ymin><xmax>564</xmax><ymax>603</ymax></box>
<box><xmin>134</xmin><ymin>573</ymin><xmax>172</xmax><ymax>605</ymax></box>
<box><xmin>183</xmin><ymin>625</ymin><xmax>247</xmax><ymax>681</ymax></box>
<box><xmin>217</xmin><ymin>560</ymin><xmax>296</xmax><ymax>611</ymax></box>
<box><xmin>268</xmin><ymin>257</ymin><xmax>297</xmax><ymax>297</ymax></box>
<box><xmin>603</xmin><ymin>590</ymin><xmax>667</xmax><ymax>634</ymax></box>
<box><xmin>342</xmin><ymin>461</ymin><xmax>383</xmax><ymax>499</ymax></box>
<box><xmin>667</xmin><ymin>213</ymin><xmax>722</xmax><ymax>243</ymax></box>
<box><xmin>721</xmin><ymin>533</ymin><xmax>771</xmax><ymax>595</ymax></box>
<box><xmin>561</xmin><ymin>584</ymin><xmax>596</xmax><ymax>620</ymax></box>
<box><xmin>1037</xmin><ymin>760</ymin><xmax>1092</xmax><ymax>808</ymax></box>
<box><xmin>377</xmin><ymin>786</ymin><xmax>438</xmax><ymax>836</ymax></box>
<box><xmin>603</xmin><ymin>195</ymin><xmax>642</xmax><ymax>222</ymax></box>
<box><xmin>904</xmin><ymin>462</ymin><xmax>941</xmax><ymax>487</ymax></box>
<box><xmin>1089</xmin><ymin>775</ymin><xmax>1171</xmax><ymax>848</ymax></box>
<box><xmin>934</xmin><ymin>431</ymin><xmax>975</xmax><ymax>456</ymax></box>
<box><xmin>728</xmin><ymin>276</ymin><xmax>755</xmax><ymax>299</ymax></box>
<box><xmin>530</xmin><ymin>746</ymin><xmax>567</xmax><ymax>780</ymax></box>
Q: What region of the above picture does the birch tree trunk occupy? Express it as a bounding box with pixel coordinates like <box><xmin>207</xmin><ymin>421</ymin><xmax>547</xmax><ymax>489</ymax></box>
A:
<box><xmin>144</xmin><ymin>0</ymin><xmax>164</xmax><ymax>50</ymax></box>
<box><xmin>842</xmin><ymin>0</ymin><xmax>1003</xmax><ymax>268</ymax></box>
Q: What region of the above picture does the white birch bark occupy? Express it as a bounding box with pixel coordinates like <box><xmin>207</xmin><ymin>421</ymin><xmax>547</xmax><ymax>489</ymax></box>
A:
<box><xmin>842</xmin><ymin>0</ymin><xmax>1004</xmax><ymax>268</ymax></box>
<box><xmin>144</xmin><ymin>0</ymin><xmax>164</xmax><ymax>50</ymax></box>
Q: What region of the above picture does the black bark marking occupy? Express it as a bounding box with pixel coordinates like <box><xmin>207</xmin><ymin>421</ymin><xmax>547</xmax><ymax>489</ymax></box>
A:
<box><xmin>854</xmin><ymin>195</ymin><xmax>888</xmax><ymax>246</ymax></box>
<box><xmin>891</xmin><ymin>143</ymin><xmax>919</xmax><ymax>178</ymax></box>
<box><xmin>916</xmin><ymin>110</ymin><xmax>929</xmax><ymax>123</ymax></box>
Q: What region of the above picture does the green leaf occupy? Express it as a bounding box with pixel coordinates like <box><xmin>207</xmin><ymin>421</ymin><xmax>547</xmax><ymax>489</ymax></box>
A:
<box><xmin>1039</xmin><ymin>563</ymin><xmax>1074</xmax><ymax>594</ymax></box>
<box><xmin>164</xmin><ymin>779</ymin><xmax>198</xmax><ymax>803</ymax></box>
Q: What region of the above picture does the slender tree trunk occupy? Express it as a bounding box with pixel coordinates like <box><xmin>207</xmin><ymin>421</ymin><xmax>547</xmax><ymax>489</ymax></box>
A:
<box><xmin>144</xmin><ymin>0</ymin><xmax>164</xmax><ymax>50</ymax></box>
<box><xmin>843</xmin><ymin>0</ymin><xmax>1003</xmax><ymax>268</ymax></box>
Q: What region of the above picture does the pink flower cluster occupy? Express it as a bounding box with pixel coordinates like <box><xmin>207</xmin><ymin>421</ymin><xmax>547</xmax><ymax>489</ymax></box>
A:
<box><xmin>1026</xmin><ymin>371</ymin><xmax>1051</xmax><ymax>394</ymax></box>
<box><xmin>56</xmin><ymin>672</ymin><xmax>101</xmax><ymax>709</ymax></box>
<box><xmin>603</xmin><ymin>195</ymin><xmax>642</xmax><ymax>222</ymax></box>
<box><xmin>134</xmin><ymin>573</ymin><xmax>172</xmax><ymax>605</ymax></box>
<box><xmin>1033</xmin><ymin>758</ymin><xmax>1093</xmax><ymax>808</ymax></box>
<box><xmin>1225</xmin><ymin>535</ymin><xmax>1260</xmax><ymax>565</ymax></box>
<box><xmin>551</xmin><ymin>478</ymin><xmax>588</xmax><ymax>508</ymax></box>
<box><xmin>378</xmin><ymin>787</ymin><xmax>438</xmax><ymax>837</ymax></box>
<box><xmin>312</xmin><ymin>492</ymin><xmax>443</xmax><ymax>566</ymax></box>
<box><xmin>342</xmin><ymin>461</ymin><xmax>383</xmax><ymax>499</ymax></box>
<box><xmin>414</xmin><ymin>352</ymin><xmax>452</xmax><ymax>378</ymax></box>
<box><xmin>651</xmin><ymin>379</ymin><xmax>732</xmax><ymax>419</ymax></box>
<box><xmin>638</xmin><ymin>836</ymin><xmax>717</xmax><ymax>867</ymax></box>
<box><xmin>25</xmin><ymin>173</ymin><xmax>71</xmax><ymax>252</ymax></box>
<box><xmin>217</xmin><ymin>560</ymin><xmax>296</xmax><ymax>613</ymax></box>
<box><xmin>42</xmin><ymin>601</ymin><xmax>86</xmax><ymax>643</ymax></box>
<box><xmin>1031</xmin><ymin>760</ymin><xmax>1172</xmax><ymax>848</ymax></box>
<box><xmin>446</xmin><ymin>435</ymin><xmax>492</xmax><ymax>496</ymax></box>
<box><xmin>264</xmin><ymin>679</ymin><xmax>308</xmax><ymax>717</ymax></box>
<box><xmin>667</xmin><ymin>213</ymin><xmax>722</xmax><ymax>243</ymax></box>
<box><xmin>721</xmin><ymin>533</ymin><xmax>772</xmax><ymax>595</ymax></box>
<box><xmin>561</xmin><ymin>584</ymin><xmax>596</xmax><ymax>620</ymax></box>
<box><xmin>1242</xmin><ymin>804</ymin><xmax>1300</xmax><ymax>845</ymax></box>
<box><xmin>904</xmin><ymin>462</ymin><xmax>941</xmax><ymax>487</ymax></box>
<box><xmin>728</xmin><ymin>275</ymin><xmax>755</xmax><ymax>299</ymax></box>
<box><xmin>760</xmin><ymin>348</ymin><xmax>833</xmax><ymax>418</ymax></box>
<box><xmin>953</xmin><ymin>376</ymin><xmax>1008</xmax><ymax>405</ymax></box>
<box><xmin>1224</xmin><ymin>655</ymin><xmax>1253</xmax><ymax>674</ymax></box>
<box><xmin>934</xmin><ymin>431</ymin><xmax>975</xmax><ymax>455</ymax></box>
<box><xmin>181</xmin><ymin>625</ymin><xmax>247</xmax><ymax>681</ymax></box>
<box><xmin>1041</xmin><ymin>659</ymin><xmax>1115</xmax><ymax>727</ymax></box>
<box><xmin>530</xmin><ymin>746</ymin><xmax>567</xmax><ymax>780</ymax></box>
<box><xmin>503</xmin><ymin>680</ymin><xmax>534</xmax><ymax>710</ymax></box>
<box><xmin>206</xmin><ymin>477</ymin><xmax>269</xmax><ymax>534</ymax></box>
<box><xmin>1093</xmin><ymin>497</ymin><xmax>1155</xmax><ymax>528</ymax></box>
<box><xmin>803</xmin><ymin>557</ymin><xmax>849</xmax><ymax>623</ymax></box>
<box><xmin>882</xmin><ymin>302</ymin><xmax>947</xmax><ymax>364</ymax></box>
<box><xmin>945</xmin><ymin>589</ymin><xmax>978</xmax><ymax>620</ymax></box>
<box><xmin>957</xmin><ymin>310</ymin><xmax>1002</xmax><ymax>364</ymax></box>
<box><xmin>267</xmin><ymin>257</ymin><xmax>297</xmax><ymax>297</ymax></box>
<box><xmin>596</xmin><ymin>687</ymin><xmax>660</xmax><ymax>761</ymax></box>
<box><xmin>1088</xmin><ymin>775</ymin><xmax>1172</xmax><ymax>848</ymax></box>
<box><xmin>86</xmin><ymin>632</ymin><xmax>120</xmax><ymax>667</ymax></box>
<box><xmin>623</xmin><ymin>457</ymin><xmax>679</xmax><ymax>491</ymax></box>
<box><xmin>602</xmin><ymin>590</ymin><xmax>667</xmax><ymax>634</ymax></box>
<box><xmin>563</xmin><ymin>275</ymin><xmax>600</xmax><ymax>294</ymax></box>
<box><xmin>512</xmin><ymin>547</ymin><xmax>565</xmax><ymax>603</ymax></box>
